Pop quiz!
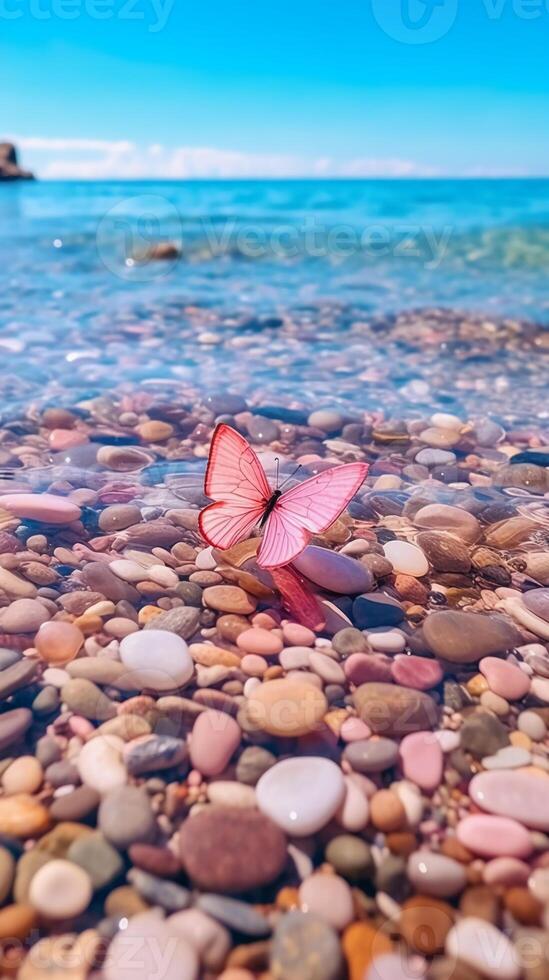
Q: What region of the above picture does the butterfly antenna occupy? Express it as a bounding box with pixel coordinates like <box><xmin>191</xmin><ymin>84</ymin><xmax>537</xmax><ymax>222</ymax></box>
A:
<box><xmin>278</xmin><ymin>463</ymin><xmax>302</xmax><ymax>491</ymax></box>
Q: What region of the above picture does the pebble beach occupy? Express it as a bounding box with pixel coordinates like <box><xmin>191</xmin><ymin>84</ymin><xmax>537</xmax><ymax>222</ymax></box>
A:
<box><xmin>0</xmin><ymin>178</ymin><xmax>548</xmax><ymax>979</ymax></box>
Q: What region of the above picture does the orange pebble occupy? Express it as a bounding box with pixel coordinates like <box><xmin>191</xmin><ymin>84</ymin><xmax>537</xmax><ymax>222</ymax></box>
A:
<box><xmin>342</xmin><ymin>921</ymin><xmax>393</xmax><ymax>980</ymax></box>
<box><xmin>34</xmin><ymin>621</ymin><xmax>84</xmax><ymax>664</ymax></box>
<box><xmin>370</xmin><ymin>790</ymin><xmax>406</xmax><ymax>832</ymax></box>
<box><xmin>138</xmin><ymin>605</ymin><xmax>164</xmax><ymax>625</ymax></box>
<box><xmin>275</xmin><ymin>887</ymin><xmax>299</xmax><ymax>911</ymax></box>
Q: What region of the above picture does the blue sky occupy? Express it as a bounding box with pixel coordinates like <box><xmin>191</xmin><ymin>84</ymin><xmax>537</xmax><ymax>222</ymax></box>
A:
<box><xmin>2</xmin><ymin>0</ymin><xmax>549</xmax><ymax>177</ymax></box>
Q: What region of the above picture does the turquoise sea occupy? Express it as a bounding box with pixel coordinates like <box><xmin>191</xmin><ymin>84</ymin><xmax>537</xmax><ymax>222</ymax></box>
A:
<box><xmin>1</xmin><ymin>178</ymin><xmax>548</xmax><ymax>421</ymax></box>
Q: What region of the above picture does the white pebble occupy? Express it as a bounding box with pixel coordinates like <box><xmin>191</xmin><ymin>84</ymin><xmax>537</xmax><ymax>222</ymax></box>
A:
<box><xmin>383</xmin><ymin>540</ymin><xmax>429</xmax><ymax>578</ymax></box>
<box><xmin>29</xmin><ymin>859</ymin><xmax>92</xmax><ymax>919</ymax></box>
<box><xmin>77</xmin><ymin>735</ymin><xmax>127</xmax><ymax>794</ymax></box>
<box><xmin>119</xmin><ymin>629</ymin><xmax>193</xmax><ymax>691</ymax></box>
<box><xmin>518</xmin><ymin>710</ymin><xmax>547</xmax><ymax>741</ymax></box>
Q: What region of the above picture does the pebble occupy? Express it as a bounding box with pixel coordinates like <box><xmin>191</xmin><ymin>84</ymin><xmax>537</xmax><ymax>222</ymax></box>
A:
<box><xmin>235</xmin><ymin>745</ymin><xmax>276</xmax><ymax>785</ymax></box>
<box><xmin>119</xmin><ymin>629</ymin><xmax>194</xmax><ymax>691</ymax></box>
<box><xmin>0</xmin><ymin>846</ymin><xmax>15</xmax><ymax>904</ymax></box>
<box><xmin>0</xmin><ymin>795</ymin><xmax>50</xmax><ymax>838</ymax></box>
<box><xmin>407</xmin><ymin>851</ymin><xmax>467</xmax><ymax>897</ymax></box>
<box><xmin>236</xmin><ymin>627</ymin><xmax>283</xmax><ymax>655</ymax></box>
<box><xmin>105</xmin><ymin>910</ymin><xmax>198</xmax><ymax>980</ymax></box>
<box><xmin>67</xmin><ymin>832</ymin><xmax>124</xmax><ymax>889</ymax></box>
<box><xmin>352</xmin><ymin>593</ymin><xmax>405</xmax><ymax>629</ymax></box>
<box><xmin>457</xmin><ymin>815</ymin><xmax>533</xmax><ymax>858</ymax></box>
<box><xmin>62</xmin><ymin>678</ymin><xmax>116</xmax><ymax>721</ymax></box>
<box><xmin>143</xmin><ymin>605</ymin><xmax>201</xmax><ymax>638</ymax></box>
<box><xmin>383</xmin><ymin>540</ymin><xmax>429</xmax><ymax>577</ymax></box>
<box><xmin>344</xmin><ymin>652</ymin><xmax>392</xmax><ymax>685</ymax></box>
<box><xmin>417</xmin><ymin>530</ymin><xmax>472</xmax><ymax>573</ymax></box>
<box><xmin>424</xmin><ymin>610</ymin><xmax>520</xmax><ymax>663</ymax></box>
<box><xmin>400</xmin><ymin>895</ymin><xmax>455</xmax><ymax>955</ymax></box>
<box><xmin>196</xmin><ymin>893</ymin><xmax>270</xmax><ymax>937</ymax></box>
<box><xmin>480</xmin><ymin>656</ymin><xmax>530</xmax><ymax>699</ymax></box>
<box><xmin>413</xmin><ymin>503</ymin><xmax>481</xmax><ymax>543</ymax></box>
<box><xmin>125</xmin><ymin>735</ymin><xmax>188</xmax><ymax>775</ymax></box>
<box><xmin>271</xmin><ymin>910</ymin><xmax>344</xmax><ymax>980</ymax></box>
<box><xmin>325</xmin><ymin>834</ymin><xmax>374</xmax><ymax>880</ymax></box>
<box><xmin>391</xmin><ymin>654</ymin><xmax>443</xmax><ymax>690</ymax></box>
<box><xmin>167</xmin><ymin>908</ymin><xmax>231</xmax><ymax>972</ymax></box>
<box><xmin>180</xmin><ymin>806</ymin><xmax>287</xmax><ymax>892</ymax></box>
<box><xmin>460</xmin><ymin>710</ymin><xmax>510</xmax><ymax>758</ymax></box>
<box><xmin>247</xmin><ymin>678</ymin><xmax>327</xmax><ymax>736</ymax></box>
<box><xmin>399</xmin><ymin>731</ymin><xmax>443</xmax><ymax>792</ymax></box>
<box><xmin>256</xmin><ymin>757</ymin><xmax>345</xmax><ymax>835</ymax></box>
<box><xmin>354</xmin><ymin>682</ymin><xmax>439</xmax><ymax>736</ymax></box>
<box><xmin>0</xmin><ymin>598</ymin><xmax>50</xmax><ymax>633</ymax></box>
<box><xmin>77</xmin><ymin>735</ymin><xmax>127</xmax><ymax>794</ymax></box>
<box><xmin>203</xmin><ymin>585</ymin><xmax>257</xmax><ymax>614</ymax></box>
<box><xmin>343</xmin><ymin>737</ymin><xmax>399</xmax><ymax>773</ymax></box>
<box><xmin>470</xmin><ymin>770</ymin><xmax>549</xmax><ymax>831</ymax></box>
<box><xmin>127</xmin><ymin>868</ymin><xmax>191</xmax><ymax>911</ymax></box>
<box><xmin>293</xmin><ymin>546</ymin><xmax>373</xmax><ymax>594</ymax></box>
<box><xmin>0</xmin><ymin>707</ymin><xmax>32</xmax><ymax>750</ymax></box>
<box><xmin>0</xmin><ymin>492</ymin><xmax>81</xmax><ymax>524</ymax></box>
<box><xmin>445</xmin><ymin>917</ymin><xmax>521</xmax><ymax>980</ymax></box>
<box><xmin>189</xmin><ymin>708</ymin><xmax>241</xmax><ymax>775</ymax></box>
<box><xmin>2</xmin><ymin>756</ymin><xmax>43</xmax><ymax>795</ymax></box>
<box><xmin>99</xmin><ymin>785</ymin><xmax>155</xmax><ymax>849</ymax></box>
<box><xmin>29</xmin><ymin>859</ymin><xmax>92</xmax><ymax>918</ymax></box>
<box><xmin>518</xmin><ymin>710</ymin><xmax>547</xmax><ymax>741</ymax></box>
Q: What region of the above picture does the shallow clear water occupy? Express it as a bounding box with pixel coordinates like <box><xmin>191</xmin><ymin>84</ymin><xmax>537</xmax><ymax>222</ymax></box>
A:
<box><xmin>1</xmin><ymin>178</ymin><xmax>548</xmax><ymax>420</ymax></box>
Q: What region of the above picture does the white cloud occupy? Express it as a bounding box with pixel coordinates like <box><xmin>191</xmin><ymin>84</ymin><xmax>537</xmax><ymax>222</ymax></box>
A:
<box><xmin>8</xmin><ymin>134</ymin><xmax>441</xmax><ymax>179</ymax></box>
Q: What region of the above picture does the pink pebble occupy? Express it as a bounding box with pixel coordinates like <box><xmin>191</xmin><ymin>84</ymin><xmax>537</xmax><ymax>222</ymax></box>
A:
<box><xmin>68</xmin><ymin>716</ymin><xmax>95</xmax><ymax>738</ymax></box>
<box><xmin>457</xmin><ymin>814</ymin><xmax>533</xmax><ymax>859</ymax></box>
<box><xmin>344</xmin><ymin>652</ymin><xmax>392</xmax><ymax>685</ymax></box>
<box><xmin>250</xmin><ymin>612</ymin><xmax>279</xmax><ymax>630</ymax></box>
<box><xmin>391</xmin><ymin>655</ymin><xmax>443</xmax><ymax>691</ymax></box>
<box><xmin>48</xmin><ymin>429</ymin><xmax>89</xmax><ymax>452</ymax></box>
<box><xmin>340</xmin><ymin>717</ymin><xmax>372</xmax><ymax>742</ymax></box>
<box><xmin>236</xmin><ymin>627</ymin><xmax>283</xmax><ymax>656</ymax></box>
<box><xmin>470</xmin><ymin>770</ymin><xmax>549</xmax><ymax>831</ymax></box>
<box><xmin>282</xmin><ymin>622</ymin><xmax>316</xmax><ymax>647</ymax></box>
<box><xmin>479</xmin><ymin>657</ymin><xmax>531</xmax><ymax>700</ymax></box>
<box><xmin>400</xmin><ymin>731</ymin><xmax>443</xmax><ymax>793</ymax></box>
<box><xmin>240</xmin><ymin>654</ymin><xmax>268</xmax><ymax>677</ymax></box>
<box><xmin>482</xmin><ymin>857</ymin><xmax>531</xmax><ymax>887</ymax></box>
<box><xmin>189</xmin><ymin>709</ymin><xmax>241</xmax><ymax>777</ymax></box>
<box><xmin>0</xmin><ymin>492</ymin><xmax>81</xmax><ymax>524</ymax></box>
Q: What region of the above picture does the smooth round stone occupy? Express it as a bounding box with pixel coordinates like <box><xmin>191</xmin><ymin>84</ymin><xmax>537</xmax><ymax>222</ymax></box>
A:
<box><xmin>67</xmin><ymin>832</ymin><xmax>124</xmax><ymax>890</ymax></box>
<box><xmin>479</xmin><ymin>657</ymin><xmax>530</xmax><ymax>700</ymax></box>
<box><xmin>235</xmin><ymin>746</ymin><xmax>276</xmax><ymax>785</ymax></box>
<box><xmin>413</xmin><ymin>504</ymin><xmax>481</xmax><ymax>543</ymax></box>
<box><xmin>531</xmin><ymin>676</ymin><xmax>549</xmax><ymax>702</ymax></box>
<box><xmin>0</xmin><ymin>707</ymin><xmax>32</xmax><ymax>751</ymax></box>
<box><xmin>352</xmin><ymin>593</ymin><xmax>405</xmax><ymax>629</ymax></box>
<box><xmin>29</xmin><ymin>859</ymin><xmax>92</xmax><ymax>919</ymax></box>
<box><xmin>298</xmin><ymin>873</ymin><xmax>354</xmax><ymax>931</ymax></box>
<box><xmin>256</xmin><ymin>757</ymin><xmax>345</xmax><ymax>836</ymax></box>
<box><xmin>527</xmin><ymin>867</ymin><xmax>549</xmax><ymax>904</ymax></box>
<box><xmin>119</xmin><ymin>629</ymin><xmax>193</xmax><ymax>691</ymax></box>
<box><xmin>383</xmin><ymin>541</ymin><xmax>429</xmax><ymax>578</ymax></box>
<box><xmin>325</xmin><ymin>835</ymin><xmax>373</xmax><ymax>880</ymax></box>
<box><xmin>524</xmin><ymin>589</ymin><xmax>549</xmax><ymax>624</ymax></box>
<box><xmin>416</xmin><ymin>531</ymin><xmax>471</xmax><ymax>573</ymax></box>
<box><xmin>336</xmin><ymin>775</ymin><xmax>370</xmax><ymax>832</ymax></box>
<box><xmin>483</xmin><ymin>858</ymin><xmax>530</xmax><ymax>887</ymax></box>
<box><xmin>400</xmin><ymin>731</ymin><xmax>443</xmax><ymax>793</ymax></box>
<box><xmin>168</xmin><ymin>909</ymin><xmax>230</xmax><ymax>972</ymax></box>
<box><xmin>50</xmin><ymin>786</ymin><xmax>100</xmax><ymax>823</ymax></box>
<box><xmin>180</xmin><ymin>806</ymin><xmax>286</xmax><ymax>893</ymax></box>
<box><xmin>391</xmin><ymin>655</ymin><xmax>443</xmax><ymax>691</ymax></box>
<box><xmin>0</xmin><ymin>795</ymin><xmax>50</xmax><ymax>838</ymax></box>
<box><xmin>280</xmin><ymin>647</ymin><xmax>311</xmax><ymax>670</ymax></box>
<box><xmin>271</xmin><ymin>910</ymin><xmax>344</xmax><ymax>980</ymax></box>
<box><xmin>518</xmin><ymin>710</ymin><xmax>547</xmax><ymax>741</ymax></box>
<box><xmin>206</xmin><ymin>781</ymin><xmax>256</xmax><ymax>808</ymax></box>
<box><xmin>407</xmin><ymin>851</ymin><xmax>466</xmax><ymax>898</ymax></box>
<box><xmin>0</xmin><ymin>493</ymin><xmax>81</xmax><ymax>524</ymax></box>
<box><xmin>416</xmin><ymin>448</ymin><xmax>456</xmax><ymax>467</ymax></box>
<box><xmin>308</xmin><ymin>409</ymin><xmax>344</xmax><ymax>432</ymax></box>
<box><xmin>125</xmin><ymin>735</ymin><xmax>188</xmax><ymax>776</ymax></box>
<box><xmin>189</xmin><ymin>709</ymin><xmax>241</xmax><ymax>776</ymax></box>
<box><xmin>332</xmin><ymin>628</ymin><xmax>369</xmax><ymax>656</ymax></box>
<box><xmin>77</xmin><ymin>735</ymin><xmax>127</xmax><ymax>794</ymax></box>
<box><xmin>367</xmin><ymin>630</ymin><xmax>406</xmax><ymax>653</ymax></box>
<box><xmin>482</xmin><ymin>745</ymin><xmax>532</xmax><ymax>770</ymax></box>
<box><xmin>282</xmin><ymin>622</ymin><xmax>316</xmax><ymax>646</ymax></box>
<box><xmin>344</xmin><ymin>652</ymin><xmax>392</xmax><ymax>685</ymax></box>
<box><xmin>2</xmin><ymin>757</ymin><xmax>43</xmax><ymax>795</ymax></box>
<box><xmin>343</xmin><ymin>738</ymin><xmax>398</xmax><ymax>773</ymax></box>
<box><xmin>236</xmin><ymin>628</ymin><xmax>283</xmax><ymax>655</ymax></box>
<box><xmin>309</xmin><ymin>651</ymin><xmax>345</xmax><ymax>685</ymax></box>
<box><xmin>247</xmin><ymin>678</ymin><xmax>327</xmax><ymax>736</ymax></box>
<box><xmin>457</xmin><ymin>815</ymin><xmax>533</xmax><ymax>858</ymax></box>
<box><xmin>99</xmin><ymin>786</ymin><xmax>156</xmax><ymax>849</ymax></box>
<box><xmin>105</xmin><ymin>911</ymin><xmax>198</xmax><ymax>980</ymax></box>
<box><xmin>0</xmin><ymin>599</ymin><xmax>50</xmax><ymax>634</ymax></box>
<box><xmin>293</xmin><ymin>546</ymin><xmax>373</xmax><ymax>595</ymax></box>
<box><xmin>445</xmin><ymin>917</ymin><xmax>521</xmax><ymax>980</ymax></box>
<box><xmin>470</xmin><ymin>770</ymin><xmax>549</xmax><ymax>831</ymax></box>
<box><xmin>62</xmin><ymin>678</ymin><xmax>116</xmax><ymax>721</ymax></box>
<box><xmin>203</xmin><ymin>585</ymin><xmax>257</xmax><ymax>615</ymax></box>
<box><xmin>196</xmin><ymin>894</ymin><xmax>269</xmax><ymax>937</ymax></box>
<box><xmin>366</xmin><ymin>953</ymin><xmax>427</xmax><ymax>980</ymax></box>
<box><xmin>354</xmin><ymin>682</ymin><xmax>439</xmax><ymax>736</ymax></box>
<box><xmin>423</xmin><ymin>611</ymin><xmax>520</xmax><ymax>664</ymax></box>
<box><xmin>98</xmin><ymin>503</ymin><xmax>141</xmax><ymax>531</ymax></box>
<box><xmin>340</xmin><ymin>717</ymin><xmax>371</xmax><ymax>742</ymax></box>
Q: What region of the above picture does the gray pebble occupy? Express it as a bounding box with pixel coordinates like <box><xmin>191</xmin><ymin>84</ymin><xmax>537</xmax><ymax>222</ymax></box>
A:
<box><xmin>235</xmin><ymin>746</ymin><xmax>276</xmax><ymax>786</ymax></box>
<box><xmin>127</xmin><ymin>868</ymin><xmax>191</xmax><ymax>911</ymax></box>
<box><xmin>343</xmin><ymin>737</ymin><xmax>399</xmax><ymax>773</ymax></box>
<box><xmin>99</xmin><ymin>786</ymin><xmax>156</xmax><ymax>850</ymax></box>
<box><xmin>144</xmin><ymin>606</ymin><xmax>200</xmax><ymax>638</ymax></box>
<box><xmin>68</xmin><ymin>832</ymin><xmax>124</xmax><ymax>890</ymax></box>
<box><xmin>271</xmin><ymin>911</ymin><xmax>344</xmax><ymax>980</ymax></box>
<box><xmin>126</xmin><ymin>736</ymin><xmax>188</xmax><ymax>776</ymax></box>
<box><xmin>32</xmin><ymin>685</ymin><xmax>60</xmax><ymax>716</ymax></box>
<box><xmin>197</xmin><ymin>893</ymin><xmax>271</xmax><ymax>937</ymax></box>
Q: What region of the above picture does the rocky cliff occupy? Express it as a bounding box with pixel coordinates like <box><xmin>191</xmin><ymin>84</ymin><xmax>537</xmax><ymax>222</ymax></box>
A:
<box><xmin>0</xmin><ymin>143</ymin><xmax>35</xmax><ymax>181</ymax></box>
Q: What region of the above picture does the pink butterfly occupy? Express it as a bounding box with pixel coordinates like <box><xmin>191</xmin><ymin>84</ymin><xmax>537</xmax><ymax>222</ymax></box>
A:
<box><xmin>199</xmin><ymin>424</ymin><xmax>368</xmax><ymax>568</ymax></box>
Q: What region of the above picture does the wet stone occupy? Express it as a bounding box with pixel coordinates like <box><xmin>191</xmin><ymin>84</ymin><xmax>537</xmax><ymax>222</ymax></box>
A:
<box><xmin>127</xmin><ymin>868</ymin><xmax>191</xmax><ymax>911</ymax></box>
<box><xmin>423</xmin><ymin>611</ymin><xmax>520</xmax><ymax>664</ymax></box>
<box><xmin>460</xmin><ymin>711</ymin><xmax>510</xmax><ymax>759</ymax></box>
<box><xmin>354</xmin><ymin>682</ymin><xmax>439</xmax><ymax>736</ymax></box>
<box><xmin>271</xmin><ymin>911</ymin><xmax>344</xmax><ymax>980</ymax></box>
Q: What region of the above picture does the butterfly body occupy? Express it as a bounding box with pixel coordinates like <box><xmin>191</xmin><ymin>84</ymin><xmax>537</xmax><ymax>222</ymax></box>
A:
<box><xmin>199</xmin><ymin>423</ymin><xmax>368</xmax><ymax>569</ymax></box>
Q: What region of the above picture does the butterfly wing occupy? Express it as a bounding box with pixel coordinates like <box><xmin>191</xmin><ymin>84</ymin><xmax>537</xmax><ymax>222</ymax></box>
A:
<box><xmin>257</xmin><ymin>461</ymin><xmax>368</xmax><ymax>568</ymax></box>
<box><xmin>199</xmin><ymin>424</ymin><xmax>272</xmax><ymax>550</ymax></box>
